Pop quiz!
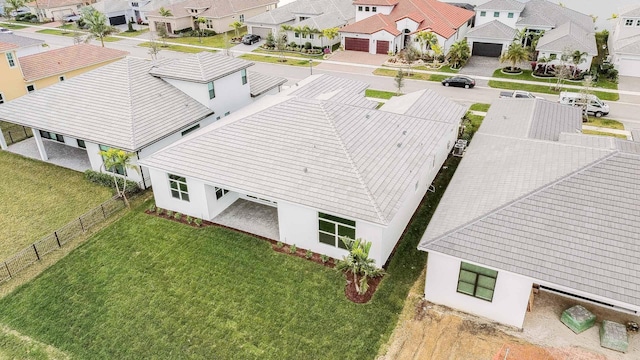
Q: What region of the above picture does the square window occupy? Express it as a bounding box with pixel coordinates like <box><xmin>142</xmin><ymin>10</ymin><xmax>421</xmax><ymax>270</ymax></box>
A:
<box><xmin>26</xmin><ymin>85</ymin><xmax>35</xmax><ymax>93</ymax></box>
<box><xmin>549</xmin><ymin>53</ymin><xmax>557</xmax><ymax>60</ymax></box>
<box><xmin>215</xmin><ymin>186</ymin><xmax>229</xmax><ymax>200</ymax></box>
<box><xmin>480</xmin><ymin>11</ymin><xmax>486</xmax><ymax>17</ymax></box>
<box><xmin>365</xmin><ymin>6</ymin><xmax>369</xmax><ymax>11</ymax></box>
<box><xmin>625</xmin><ymin>19</ymin><xmax>633</xmax><ymax>26</ymax></box>
<box><xmin>59</xmin><ymin>76</ymin><xmax>65</xmax><ymax>81</ymax></box>
<box><xmin>507</xmin><ymin>12</ymin><xmax>514</xmax><ymax>18</ymax></box>
<box><xmin>372</xmin><ymin>6</ymin><xmax>377</xmax><ymax>12</ymax></box>
<box><xmin>456</xmin><ymin>262</ymin><xmax>498</xmax><ymax>302</ymax></box>
<box><xmin>168</xmin><ymin>174</ymin><xmax>189</xmax><ymax>201</ymax></box>
<box><xmin>241</xmin><ymin>68</ymin><xmax>247</xmax><ymax>85</ymax></box>
<box><xmin>224</xmin><ymin>111</ymin><xmax>230</xmax><ymax>116</ymax></box>
<box><xmin>77</xmin><ymin>139</ymin><xmax>86</xmax><ymax>148</ymax></box>
<box><xmin>294</xmin><ymin>32</ymin><xmax>299</xmax><ymax>38</ymax></box>
<box><xmin>358</xmin><ymin>6</ymin><xmax>362</xmax><ymax>11</ymax></box>
<box><xmin>318</xmin><ymin>212</ymin><xmax>356</xmax><ymax>248</ymax></box>
<box><xmin>493</xmin><ymin>11</ymin><xmax>499</xmax><ymax>17</ymax></box>
<box><xmin>207</xmin><ymin>81</ymin><xmax>215</xmax><ymax>99</ymax></box>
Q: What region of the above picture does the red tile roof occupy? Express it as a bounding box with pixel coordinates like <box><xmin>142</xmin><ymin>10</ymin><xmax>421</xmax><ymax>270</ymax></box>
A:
<box><xmin>0</xmin><ymin>42</ymin><xmax>18</xmax><ymax>52</ymax></box>
<box><xmin>353</xmin><ymin>0</ymin><xmax>400</xmax><ymax>5</ymax></box>
<box><xmin>340</xmin><ymin>13</ymin><xmax>402</xmax><ymax>36</ymax></box>
<box><xmin>18</xmin><ymin>44</ymin><xmax>128</xmax><ymax>81</ymax></box>
<box><xmin>341</xmin><ymin>0</ymin><xmax>474</xmax><ymax>39</ymax></box>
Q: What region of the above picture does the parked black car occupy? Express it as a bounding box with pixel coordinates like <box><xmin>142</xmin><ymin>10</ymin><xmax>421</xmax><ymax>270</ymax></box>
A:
<box><xmin>441</xmin><ymin>76</ymin><xmax>475</xmax><ymax>89</ymax></box>
<box><xmin>242</xmin><ymin>34</ymin><xmax>261</xmax><ymax>45</ymax></box>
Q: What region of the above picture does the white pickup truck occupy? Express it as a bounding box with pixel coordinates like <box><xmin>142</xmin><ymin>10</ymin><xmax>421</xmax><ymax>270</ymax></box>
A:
<box><xmin>499</xmin><ymin>90</ymin><xmax>543</xmax><ymax>99</ymax></box>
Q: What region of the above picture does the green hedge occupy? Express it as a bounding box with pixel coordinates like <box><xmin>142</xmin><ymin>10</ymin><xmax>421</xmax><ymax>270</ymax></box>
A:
<box><xmin>84</xmin><ymin>170</ymin><xmax>141</xmax><ymax>195</ymax></box>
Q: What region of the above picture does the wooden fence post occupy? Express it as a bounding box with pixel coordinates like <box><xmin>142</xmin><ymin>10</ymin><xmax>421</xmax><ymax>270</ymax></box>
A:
<box><xmin>33</xmin><ymin>244</ymin><xmax>40</xmax><ymax>261</ymax></box>
<box><xmin>54</xmin><ymin>231</ymin><xmax>61</xmax><ymax>247</ymax></box>
<box><xmin>4</xmin><ymin>262</ymin><xmax>11</xmax><ymax>278</ymax></box>
<box><xmin>79</xmin><ymin>217</ymin><xmax>84</xmax><ymax>232</ymax></box>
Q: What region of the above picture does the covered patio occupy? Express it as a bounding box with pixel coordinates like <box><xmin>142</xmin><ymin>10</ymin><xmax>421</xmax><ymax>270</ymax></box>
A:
<box><xmin>7</xmin><ymin>138</ymin><xmax>91</xmax><ymax>172</ymax></box>
<box><xmin>212</xmin><ymin>199</ymin><xmax>280</xmax><ymax>241</ymax></box>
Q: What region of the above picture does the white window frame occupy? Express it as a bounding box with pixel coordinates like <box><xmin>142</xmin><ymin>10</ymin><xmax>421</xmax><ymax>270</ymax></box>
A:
<box><xmin>493</xmin><ymin>11</ymin><xmax>499</xmax><ymax>17</ymax></box>
<box><xmin>480</xmin><ymin>11</ymin><xmax>486</xmax><ymax>17</ymax></box>
<box><xmin>6</xmin><ymin>52</ymin><xmax>15</xmax><ymax>67</ymax></box>
<box><xmin>241</xmin><ymin>68</ymin><xmax>247</xmax><ymax>85</ymax></box>
<box><xmin>26</xmin><ymin>84</ymin><xmax>36</xmax><ymax>93</ymax></box>
<box><xmin>318</xmin><ymin>212</ymin><xmax>356</xmax><ymax>249</ymax></box>
<box><xmin>625</xmin><ymin>19</ymin><xmax>633</xmax><ymax>26</ymax></box>
<box><xmin>168</xmin><ymin>174</ymin><xmax>189</xmax><ymax>201</ymax></box>
<box><xmin>214</xmin><ymin>187</ymin><xmax>229</xmax><ymax>200</ymax></box>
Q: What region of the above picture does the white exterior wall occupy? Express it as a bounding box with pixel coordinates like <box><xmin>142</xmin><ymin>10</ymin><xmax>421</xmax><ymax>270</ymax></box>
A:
<box><xmin>615</xmin><ymin>55</ymin><xmax>640</xmax><ymax>77</ymax></box>
<box><xmin>163</xmin><ymin>72</ymin><xmax>251</xmax><ymax>115</ymax></box>
<box><xmin>396</xmin><ymin>18</ymin><xmax>419</xmax><ymax>33</ymax></box>
<box><xmin>355</xmin><ymin>5</ymin><xmax>394</xmax><ymax>22</ymax></box>
<box><xmin>536</xmin><ymin>52</ymin><xmax>594</xmax><ymax>71</ymax></box>
<box><xmin>371</xmin><ymin>30</ymin><xmax>399</xmax><ymax>54</ymax></box>
<box><xmin>425</xmin><ymin>251</ymin><xmax>534</xmax><ymax>328</ymax></box>
<box><xmin>149</xmin><ymin>168</ymin><xmax>211</xmax><ymax>218</ymax></box>
<box><xmin>475</xmin><ymin>10</ymin><xmax>520</xmax><ymax>28</ymax></box>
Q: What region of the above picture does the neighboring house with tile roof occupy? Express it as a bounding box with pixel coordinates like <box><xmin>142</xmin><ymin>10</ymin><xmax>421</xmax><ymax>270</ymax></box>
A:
<box><xmin>0</xmin><ymin>43</ymin><xmax>126</xmax><ymax>103</ymax></box>
<box><xmin>0</xmin><ymin>33</ymin><xmax>45</xmax><ymax>57</ymax></box>
<box><xmin>338</xmin><ymin>0</ymin><xmax>474</xmax><ymax>54</ymax></box>
<box><xmin>608</xmin><ymin>4</ymin><xmax>640</xmax><ymax>77</ymax></box>
<box><xmin>146</xmin><ymin>0</ymin><xmax>277</xmax><ymax>35</ymax></box>
<box><xmin>138</xmin><ymin>74</ymin><xmax>466</xmax><ymax>265</ymax></box>
<box><xmin>26</xmin><ymin>0</ymin><xmax>93</xmax><ymax>21</ymax></box>
<box><xmin>417</xmin><ymin>98</ymin><xmax>640</xmax><ymax>329</ymax></box>
<box><xmin>245</xmin><ymin>0</ymin><xmax>354</xmax><ymax>48</ymax></box>
<box><xmin>0</xmin><ymin>52</ymin><xmax>286</xmax><ymax>187</ymax></box>
<box><xmin>469</xmin><ymin>0</ymin><xmax>596</xmax><ymax>69</ymax></box>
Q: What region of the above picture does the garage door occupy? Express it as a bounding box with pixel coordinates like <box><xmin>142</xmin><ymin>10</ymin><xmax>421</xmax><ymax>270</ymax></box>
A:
<box><xmin>618</xmin><ymin>58</ymin><xmax>640</xmax><ymax>77</ymax></box>
<box><xmin>472</xmin><ymin>42</ymin><xmax>503</xmax><ymax>57</ymax></box>
<box><xmin>109</xmin><ymin>15</ymin><xmax>127</xmax><ymax>26</ymax></box>
<box><xmin>376</xmin><ymin>40</ymin><xmax>389</xmax><ymax>54</ymax></box>
<box><xmin>345</xmin><ymin>37</ymin><xmax>369</xmax><ymax>52</ymax></box>
<box><xmin>250</xmin><ymin>26</ymin><xmax>272</xmax><ymax>38</ymax></box>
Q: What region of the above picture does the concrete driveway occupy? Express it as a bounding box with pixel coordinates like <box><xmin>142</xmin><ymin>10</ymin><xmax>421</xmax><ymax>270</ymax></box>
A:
<box><xmin>617</xmin><ymin>75</ymin><xmax>640</xmax><ymax>103</ymax></box>
<box><xmin>316</xmin><ymin>50</ymin><xmax>389</xmax><ymax>74</ymax></box>
<box><xmin>231</xmin><ymin>40</ymin><xmax>264</xmax><ymax>55</ymax></box>
<box><xmin>461</xmin><ymin>56</ymin><xmax>502</xmax><ymax>77</ymax></box>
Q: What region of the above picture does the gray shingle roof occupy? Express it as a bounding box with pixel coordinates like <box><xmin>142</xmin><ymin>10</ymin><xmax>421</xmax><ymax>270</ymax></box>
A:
<box><xmin>517</xmin><ymin>0</ymin><xmax>593</xmax><ymax>32</ymax></box>
<box><xmin>245</xmin><ymin>0</ymin><xmax>354</xmax><ymax>26</ymax></box>
<box><xmin>248</xmin><ymin>71</ymin><xmax>287</xmax><ymax>97</ymax></box>
<box><xmin>620</xmin><ymin>4</ymin><xmax>640</xmax><ymax>17</ymax></box>
<box><xmin>465</xmin><ymin>19</ymin><xmax>517</xmax><ymax>41</ymax></box>
<box><xmin>633</xmin><ymin>129</ymin><xmax>640</xmax><ymax>142</ymax></box>
<box><xmin>615</xmin><ymin>34</ymin><xmax>640</xmax><ymax>55</ymax></box>
<box><xmin>418</xmin><ymin>103</ymin><xmax>640</xmax><ymax>308</ymax></box>
<box><xmin>140</xmin><ymin>81</ymin><xmax>459</xmax><ymax>225</ymax></box>
<box><xmin>148</xmin><ymin>52</ymin><xmax>254</xmax><ymax>83</ymax></box>
<box><xmin>476</xmin><ymin>0</ymin><xmax>525</xmax><ymax>12</ymax></box>
<box><xmin>379</xmin><ymin>88</ymin><xmax>467</xmax><ymax>124</ymax></box>
<box><xmin>297</xmin><ymin>11</ymin><xmax>352</xmax><ymax>30</ymax></box>
<box><xmin>536</xmin><ymin>21</ymin><xmax>597</xmax><ymax>55</ymax></box>
<box><xmin>0</xmin><ymin>33</ymin><xmax>44</xmax><ymax>48</ymax></box>
<box><xmin>0</xmin><ymin>58</ymin><xmax>213</xmax><ymax>151</ymax></box>
<box><xmin>288</xmin><ymin>74</ymin><xmax>379</xmax><ymax>109</ymax></box>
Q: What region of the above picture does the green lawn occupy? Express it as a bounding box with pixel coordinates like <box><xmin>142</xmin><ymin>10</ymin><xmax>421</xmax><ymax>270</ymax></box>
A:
<box><xmin>253</xmin><ymin>48</ymin><xmax>324</xmax><ymax>59</ymax></box>
<box><xmin>489</xmin><ymin>69</ymin><xmax>619</xmax><ymax>101</ymax></box>
<box><xmin>138</xmin><ymin>42</ymin><xmax>217</xmax><ymax>54</ymax></box>
<box><xmin>240</xmin><ymin>53</ymin><xmax>318</xmax><ymax>67</ymax></box>
<box><xmin>0</xmin><ymin>23</ymin><xmax>28</xmax><ymax>30</ymax></box>
<box><xmin>469</xmin><ymin>103</ymin><xmax>490</xmax><ymax>112</ymax></box>
<box><xmin>116</xmin><ymin>28</ymin><xmax>149</xmax><ymax>38</ymax></box>
<box><xmin>585</xmin><ymin>117</ymin><xmax>624</xmax><ymax>130</ymax></box>
<box><xmin>165</xmin><ymin>28</ymin><xmax>246</xmax><ymax>48</ymax></box>
<box><xmin>0</xmin><ymin>152</ymin><xmax>112</xmax><ymax>260</ymax></box>
<box><xmin>0</xmin><ymin>147</ymin><xmax>470</xmax><ymax>359</ymax></box>
<box><xmin>35</xmin><ymin>29</ymin><xmax>120</xmax><ymax>42</ymax></box>
<box><xmin>582</xmin><ymin>130</ymin><xmax>627</xmax><ymax>139</ymax></box>
<box><xmin>365</xmin><ymin>89</ymin><xmax>398</xmax><ymax>99</ymax></box>
<box><xmin>374</xmin><ymin>68</ymin><xmax>448</xmax><ymax>82</ymax></box>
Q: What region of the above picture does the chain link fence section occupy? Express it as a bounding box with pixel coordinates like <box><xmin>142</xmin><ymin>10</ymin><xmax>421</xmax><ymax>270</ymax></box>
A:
<box><xmin>0</xmin><ymin>196</ymin><xmax>125</xmax><ymax>284</ymax></box>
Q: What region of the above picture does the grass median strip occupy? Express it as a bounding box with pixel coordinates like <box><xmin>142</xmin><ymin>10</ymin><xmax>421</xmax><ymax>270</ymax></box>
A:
<box><xmin>374</xmin><ymin>68</ymin><xmax>448</xmax><ymax>82</ymax></box>
<box><xmin>582</xmin><ymin>130</ymin><xmax>627</xmax><ymax>139</ymax></box>
<box><xmin>240</xmin><ymin>53</ymin><xmax>318</xmax><ymax>67</ymax></box>
<box><xmin>585</xmin><ymin>117</ymin><xmax>624</xmax><ymax>130</ymax></box>
<box><xmin>365</xmin><ymin>89</ymin><xmax>398</xmax><ymax>99</ymax></box>
<box><xmin>138</xmin><ymin>42</ymin><xmax>217</xmax><ymax>54</ymax></box>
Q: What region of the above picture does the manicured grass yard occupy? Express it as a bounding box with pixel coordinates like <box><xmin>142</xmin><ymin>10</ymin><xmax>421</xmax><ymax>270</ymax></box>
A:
<box><xmin>138</xmin><ymin>42</ymin><xmax>217</xmax><ymax>54</ymax></box>
<box><xmin>469</xmin><ymin>103</ymin><xmax>490</xmax><ymax>112</ymax></box>
<box><xmin>240</xmin><ymin>53</ymin><xmax>318</xmax><ymax>67</ymax></box>
<box><xmin>0</xmin><ymin>23</ymin><xmax>28</xmax><ymax>30</ymax></box>
<box><xmin>374</xmin><ymin>68</ymin><xmax>448</xmax><ymax>82</ymax></box>
<box><xmin>586</xmin><ymin>117</ymin><xmax>624</xmax><ymax>130</ymax></box>
<box><xmin>0</xmin><ymin>150</ymin><xmax>466</xmax><ymax>359</ymax></box>
<box><xmin>365</xmin><ymin>89</ymin><xmax>398</xmax><ymax>99</ymax></box>
<box><xmin>0</xmin><ymin>152</ymin><xmax>112</xmax><ymax>260</ymax></box>
<box><xmin>35</xmin><ymin>28</ymin><xmax>120</xmax><ymax>42</ymax></box>
<box><xmin>582</xmin><ymin>130</ymin><xmax>627</xmax><ymax>139</ymax></box>
<box><xmin>165</xmin><ymin>28</ymin><xmax>247</xmax><ymax>48</ymax></box>
<box><xmin>116</xmin><ymin>28</ymin><xmax>149</xmax><ymax>38</ymax></box>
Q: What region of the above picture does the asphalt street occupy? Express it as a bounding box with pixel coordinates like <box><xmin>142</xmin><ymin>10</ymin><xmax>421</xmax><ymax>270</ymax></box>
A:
<box><xmin>12</xmin><ymin>28</ymin><xmax>640</xmax><ymax>129</ymax></box>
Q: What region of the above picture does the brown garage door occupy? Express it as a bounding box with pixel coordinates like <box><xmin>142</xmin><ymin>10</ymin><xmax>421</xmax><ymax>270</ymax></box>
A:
<box><xmin>345</xmin><ymin>37</ymin><xmax>369</xmax><ymax>52</ymax></box>
<box><xmin>376</xmin><ymin>40</ymin><xmax>389</xmax><ymax>54</ymax></box>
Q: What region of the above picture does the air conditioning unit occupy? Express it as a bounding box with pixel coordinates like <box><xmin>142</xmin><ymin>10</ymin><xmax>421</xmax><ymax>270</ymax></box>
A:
<box><xmin>452</xmin><ymin>142</ymin><xmax>466</xmax><ymax>157</ymax></box>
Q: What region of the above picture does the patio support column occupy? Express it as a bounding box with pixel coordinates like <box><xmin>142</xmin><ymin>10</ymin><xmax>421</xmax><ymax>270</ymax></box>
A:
<box><xmin>32</xmin><ymin>128</ymin><xmax>48</xmax><ymax>161</ymax></box>
<box><xmin>0</xmin><ymin>128</ymin><xmax>7</xmax><ymax>150</ymax></box>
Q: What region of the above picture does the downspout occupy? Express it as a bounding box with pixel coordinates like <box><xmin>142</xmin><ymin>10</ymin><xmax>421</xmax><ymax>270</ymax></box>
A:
<box><xmin>136</xmin><ymin>150</ymin><xmax>147</xmax><ymax>189</ymax></box>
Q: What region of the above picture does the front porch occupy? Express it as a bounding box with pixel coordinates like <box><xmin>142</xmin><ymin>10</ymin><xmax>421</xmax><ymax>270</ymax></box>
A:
<box><xmin>7</xmin><ymin>138</ymin><xmax>91</xmax><ymax>172</ymax></box>
<box><xmin>212</xmin><ymin>199</ymin><xmax>280</xmax><ymax>241</ymax></box>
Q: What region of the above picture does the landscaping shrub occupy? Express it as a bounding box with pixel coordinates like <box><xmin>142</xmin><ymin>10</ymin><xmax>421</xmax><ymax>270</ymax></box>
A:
<box><xmin>289</xmin><ymin>41</ymin><xmax>297</xmax><ymax>48</ymax></box>
<box><xmin>305</xmin><ymin>250</ymin><xmax>313</xmax><ymax>259</ymax></box>
<box><xmin>321</xmin><ymin>254</ymin><xmax>329</xmax><ymax>263</ymax></box>
<box><xmin>186</xmin><ymin>216</ymin><xmax>193</xmax><ymax>224</ymax></box>
<box><xmin>174</xmin><ymin>212</ymin><xmax>182</xmax><ymax>220</ymax></box>
<box><xmin>84</xmin><ymin>170</ymin><xmax>141</xmax><ymax>195</ymax></box>
<box><xmin>194</xmin><ymin>218</ymin><xmax>202</xmax><ymax>227</ymax></box>
<box><xmin>289</xmin><ymin>244</ymin><xmax>297</xmax><ymax>254</ymax></box>
<box><xmin>304</xmin><ymin>42</ymin><xmax>312</xmax><ymax>50</ymax></box>
<box><xmin>148</xmin><ymin>204</ymin><xmax>156</xmax><ymax>213</ymax></box>
<box><xmin>166</xmin><ymin>210</ymin><xmax>174</xmax><ymax>217</ymax></box>
<box><xmin>276</xmin><ymin>241</ymin><xmax>284</xmax><ymax>249</ymax></box>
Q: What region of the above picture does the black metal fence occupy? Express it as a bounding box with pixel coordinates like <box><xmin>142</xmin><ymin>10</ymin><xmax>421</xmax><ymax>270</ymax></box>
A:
<box><xmin>0</xmin><ymin>196</ymin><xmax>125</xmax><ymax>284</ymax></box>
<box><xmin>1</xmin><ymin>123</ymin><xmax>33</xmax><ymax>145</ymax></box>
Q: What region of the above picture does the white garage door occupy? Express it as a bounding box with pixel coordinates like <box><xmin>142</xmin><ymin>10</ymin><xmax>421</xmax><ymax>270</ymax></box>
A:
<box><xmin>250</xmin><ymin>26</ymin><xmax>272</xmax><ymax>38</ymax></box>
<box><xmin>618</xmin><ymin>58</ymin><xmax>640</xmax><ymax>77</ymax></box>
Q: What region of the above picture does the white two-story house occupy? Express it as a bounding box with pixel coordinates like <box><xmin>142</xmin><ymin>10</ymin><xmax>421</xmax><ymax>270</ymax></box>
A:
<box><xmin>608</xmin><ymin>4</ymin><xmax>640</xmax><ymax>77</ymax></box>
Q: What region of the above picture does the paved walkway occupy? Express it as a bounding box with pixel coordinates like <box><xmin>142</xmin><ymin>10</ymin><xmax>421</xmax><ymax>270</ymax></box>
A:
<box><xmin>212</xmin><ymin>199</ymin><xmax>280</xmax><ymax>241</ymax></box>
<box><xmin>8</xmin><ymin>138</ymin><xmax>91</xmax><ymax>172</ymax></box>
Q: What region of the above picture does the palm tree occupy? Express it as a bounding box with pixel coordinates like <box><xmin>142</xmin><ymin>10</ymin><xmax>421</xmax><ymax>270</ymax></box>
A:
<box><xmin>322</xmin><ymin>27</ymin><xmax>339</xmax><ymax>52</ymax></box>
<box><xmin>500</xmin><ymin>41</ymin><xmax>528</xmax><ymax>70</ymax></box>
<box><xmin>415</xmin><ymin>30</ymin><xmax>431</xmax><ymax>55</ymax></box>
<box><xmin>335</xmin><ymin>238</ymin><xmax>385</xmax><ymax>295</ymax></box>
<box><xmin>446</xmin><ymin>39</ymin><xmax>470</xmax><ymax>69</ymax></box>
<box><xmin>229</xmin><ymin>20</ymin><xmax>243</xmax><ymax>39</ymax></box>
<box><xmin>5</xmin><ymin>0</ymin><xmax>25</xmax><ymax>22</ymax></box>
<box><xmin>81</xmin><ymin>7</ymin><xmax>118</xmax><ymax>47</ymax></box>
<box><xmin>292</xmin><ymin>25</ymin><xmax>304</xmax><ymax>48</ymax></box>
<box><xmin>196</xmin><ymin>17</ymin><xmax>206</xmax><ymax>43</ymax></box>
<box><xmin>99</xmin><ymin>148</ymin><xmax>138</xmax><ymax>207</ymax></box>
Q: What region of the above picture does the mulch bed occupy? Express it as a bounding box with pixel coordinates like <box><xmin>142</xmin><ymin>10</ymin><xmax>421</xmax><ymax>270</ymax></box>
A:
<box><xmin>271</xmin><ymin>242</ymin><xmax>335</xmax><ymax>269</ymax></box>
<box><xmin>145</xmin><ymin>209</ymin><xmax>214</xmax><ymax>228</ymax></box>
<box><xmin>344</xmin><ymin>270</ymin><xmax>384</xmax><ymax>304</ymax></box>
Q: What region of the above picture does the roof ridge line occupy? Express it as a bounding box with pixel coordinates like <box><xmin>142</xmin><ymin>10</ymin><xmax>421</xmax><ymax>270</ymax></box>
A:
<box><xmin>419</xmin><ymin>150</ymin><xmax>619</xmax><ymax>250</ymax></box>
<box><xmin>318</xmin><ymin>101</ymin><xmax>387</xmax><ymax>224</ymax></box>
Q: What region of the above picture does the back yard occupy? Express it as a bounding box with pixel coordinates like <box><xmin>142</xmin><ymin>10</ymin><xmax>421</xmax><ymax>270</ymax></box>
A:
<box><xmin>0</xmin><ymin>152</ymin><xmax>112</xmax><ymax>259</ymax></box>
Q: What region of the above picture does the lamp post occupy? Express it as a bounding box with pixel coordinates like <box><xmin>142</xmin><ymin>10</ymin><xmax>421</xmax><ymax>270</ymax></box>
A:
<box><xmin>309</xmin><ymin>58</ymin><xmax>313</xmax><ymax>75</ymax></box>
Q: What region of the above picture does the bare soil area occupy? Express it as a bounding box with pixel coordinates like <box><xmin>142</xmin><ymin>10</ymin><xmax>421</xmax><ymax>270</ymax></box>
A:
<box><xmin>378</xmin><ymin>270</ymin><xmax>637</xmax><ymax>360</ymax></box>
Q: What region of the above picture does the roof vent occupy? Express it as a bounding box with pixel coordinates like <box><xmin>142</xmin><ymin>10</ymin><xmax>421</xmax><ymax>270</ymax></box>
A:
<box><xmin>365</xmin><ymin>114</ymin><xmax>370</xmax><ymax>119</ymax></box>
<box><xmin>397</xmin><ymin>143</ymin><xmax>402</xmax><ymax>148</ymax></box>
<box><xmin>303</xmin><ymin>167</ymin><xmax>308</xmax><ymax>173</ymax></box>
<box><xmin>402</xmin><ymin>130</ymin><xmax>407</xmax><ymax>135</ymax></box>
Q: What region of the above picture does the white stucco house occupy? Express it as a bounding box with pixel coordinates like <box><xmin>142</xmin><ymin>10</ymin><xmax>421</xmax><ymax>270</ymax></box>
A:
<box><xmin>92</xmin><ymin>0</ymin><xmax>134</xmax><ymax>25</ymax></box>
<box><xmin>467</xmin><ymin>0</ymin><xmax>596</xmax><ymax>70</ymax></box>
<box><xmin>0</xmin><ymin>53</ymin><xmax>286</xmax><ymax>188</ymax></box>
<box><xmin>139</xmin><ymin>74</ymin><xmax>467</xmax><ymax>266</ymax></box>
<box><xmin>337</xmin><ymin>0</ymin><xmax>474</xmax><ymax>55</ymax></box>
<box><xmin>608</xmin><ymin>4</ymin><xmax>640</xmax><ymax>77</ymax></box>
<box><xmin>245</xmin><ymin>0</ymin><xmax>354</xmax><ymax>49</ymax></box>
<box><xmin>0</xmin><ymin>33</ymin><xmax>45</xmax><ymax>57</ymax></box>
<box><xmin>418</xmin><ymin>98</ymin><xmax>640</xmax><ymax>329</ymax></box>
<box><xmin>26</xmin><ymin>0</ymin><xmax>89</xmax><ymax>21</ymax></box>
